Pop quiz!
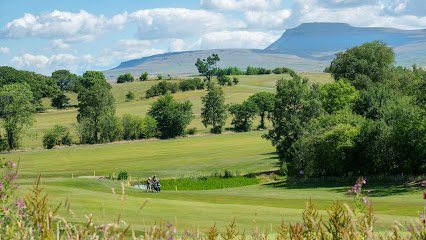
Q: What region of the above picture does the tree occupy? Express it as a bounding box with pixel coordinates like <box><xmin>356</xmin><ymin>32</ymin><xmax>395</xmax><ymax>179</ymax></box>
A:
<box><xmin>77</xmin><ymin>82</ymin><xmax>116</xmax><ymax>144</ymax></box>
<box><xmin>148</xmin><ymin>94</ymin><xmax>193</xmax><ymax>139</ymax></box>
<box><xmin>201</xmin><ymin>85</ymin><xmax>228</xmax><ymax>134</ymax></box>
<box><xmin>157</xmin><ymin>74</ymin><xmax>163</xmax><ymax>80</ymax></box>
<box><xmin>0</xmin><ymin>66</ymin><xmax>59</xmax><ymax>107</ymax></box>
<box><xmin>140</xmin><ymin>72</ymin><xmax>149</xmax><ymax>81</ymax></box>
<box><xmin>195</xmin><ymin>54</ymin><xmax>220</xmax><ymax>82</ymax></box>
<box><xmin>229</xmin><ymin>101</ymin><xmax>258</xmax><ymax>132</ymax></box>
<box><xmin>75</xmin><ymin>71</ymin><xmax>110</xmax><ymax>92</ymax></box>
<box><xmin>320</xmin><ymin>79</ymin><xmax>358</xmax><ymax>114</ymax></box>
<box><xmin>51</xmin><ymin>69</ymin><xmax>77</xmax><ymax>109</ymax></box>
<box><xmin>0</xmin><ymin>83</ymin><xmax>35</xmax><ymax>150</ymax></box>
<box><xmin>248</xmin><ymin>92</ymin><xmax>275</xmax><ymax>129</ymax></box>
<box><xmin>117</xmin><ymin>73</ymin><xmax>134</xmax><ymax>83</ymax></box>
<box><xmin>264</xmin><ymin>74</ymin><xmax>324</xmax><ymax>167</ymax></box>
<box><xmin>42</xmin><ymin>125</ymin><xmax>73</xmax><ymax>149</ymax></box>
<box><xmin>329</xmin><ymin>41</ymin><xmax>394</xmax><ymax>87</ymax></box>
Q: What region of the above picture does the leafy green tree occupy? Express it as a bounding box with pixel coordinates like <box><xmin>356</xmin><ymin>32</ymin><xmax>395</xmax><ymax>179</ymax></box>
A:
<box><xmin>52</xmin><ymin>69</ymin><xmax>77</xmax><ymax>92</ymax></box>
<box><xmin>51</xmin><ymin>94</ymin><xmax>70</xmax><ymax>109</ymax></box>
<box><xmin>117</xmin><ymin>73</ymin><xmax>134</xmax><ymax>83</ymax></box>
<box><xmin>77</xmin><ymin>82</ymin><xmax>116</xmax><ymax>144</ymax></box>
<box><xmin>0</xmin><ymin>66</ymin><xmax>59</xmax><ymax>107</ymax></box>
<box><xmin>157</xmin><ymin>74</ymin><xmax>163</xmax><ymax>80</ymax></box>
<box><xmin>201</xmin><ymin>85</ymin><xmax>228</xmax><ymax>134</ymax></box>
<box><xmin>229</xmin><ymin>101</ymin><xmax>258</xmax><ymax>132</ymax></box>
<box><xmin>42</xmin><ymin>125</ymin><xmax>73</xmax><ymax>149</ymax></box>
<box><xmin>148</xmin><ymin>94</ymin><xmax>193</xmax><ymax>138</ymax></box>
<box><xmin>248</xmin><ymin>92</ymin><xmax>275</xmax><ymax>129</ymax></box>
<box><xmin>320</xmin><ymin>79</ymin><xmax>358</xmax><ymax>114</ymax></box>
<box><xmin>352</xmin><ymin>86</ymin><xmax>395</xmax><ymax>120</ymax></box>
<box><xmin>195</xmin><ymin>54</ymin><xmax>220</xmax><ymax>82</ymax></box>
<box><xmin>75</xmin><ymin>71</ymin><xmax>110</xmax><ymax>92</ymax></box>
<box><xmin>329</xmin><ymin>41</ymin><xmax>394</xmax><ymax>87</ymax></box>
<box><xmin>232</xmin><ymin>77</ymin><xmax>239</xmax><ymax>85</ymax></box>
<box><xmin>140</xmin><ymin>72</ymin><xmax>149</xmax><ymax>81</ymax></box>
<box><xmin>264</xmin><ymin>74</ymin><xmax>324</xmax><ymax>167</ymax></box>
<box><xmin>0</xmin><ymin>83</ymin><xmax>35</xmax><ymax>150</ymax></box>
<box><xmin>121</xmin><ymin>114</ymin><xmax>157</xmax><ymax>140</ymax></box>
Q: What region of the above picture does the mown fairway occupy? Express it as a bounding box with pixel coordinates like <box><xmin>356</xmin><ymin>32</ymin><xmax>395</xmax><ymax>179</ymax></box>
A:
<box><xmin>6</xmin><ymin>131</ymin><xmax>424</xmax><ymax>234</ymax></box>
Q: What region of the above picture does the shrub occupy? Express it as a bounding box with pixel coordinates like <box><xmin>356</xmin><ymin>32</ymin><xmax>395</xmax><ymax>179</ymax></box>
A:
<box><xmin>186</xmin><ymin>127</ymin><xmax>197</xmax><ymax>135</ymax></box>
<box><xmin>157</xmin><ymin>74</ymin><xmax>163</xmax><ymax>80</ymax></box>
<box><xmin>42</xmin><ymin>125</ymin><xmax>73</xmax><ymax>149</ymax></box>
<box><xmin>117</xmin><ymin>73</ymin><xmax>134</xmax><ymax>83</ymax></box>
<box><xmin>117</xmin><ymin>170</ymin><xmax>128</xmax><ymax>180</ymax></box>
<box><xmin>126</xmin><ymin>91</ymin><xmax>135</xmax><ymax>100</ymax></box>
<box><xmin>232</xmin><ymin>77</ymin><xmax>239</xmax><ymax>85</ymax></box>
<box><xmin>121</xmin><ymin>114</ymin><xmax>157</xmax><ymax>140</ymax></box>
<box><xmin>179</xmin><ymin>78</ymin><xmax>204</xmax><ymax>91</ymax></box>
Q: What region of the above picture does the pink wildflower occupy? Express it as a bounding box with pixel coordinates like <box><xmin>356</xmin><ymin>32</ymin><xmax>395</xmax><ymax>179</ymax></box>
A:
<box><xmin>11</xmin><ymin>162</ymin><xmax>15</xmax><ymax>167</ymax></box>
<box><xmin>362</xmin><ymin>179</ymin><xmax>366</xmax><ymax>184</ymax></box>
<box><xmin>362</xmin><ymin>197</ymin><xmax>367</xmax><ymax>203</ymax></box>
<box><xmin>420</xmin><ymin>213</ymin><xmax>424</xmax><ymax>219</ymax></box>
<box><xmin>347</xmin><ymin>189</ymin><xmax>351</xmax><ymax>193</ymax></box>
<box><xmin>173</xmin><ymin>228</ymin><xmax>176</xmax><ymax>234</ymax></box>
<box><xmin>367</xmin><ymin>190</ymin><xmax>371</xmax><ymax>193</ymax></box>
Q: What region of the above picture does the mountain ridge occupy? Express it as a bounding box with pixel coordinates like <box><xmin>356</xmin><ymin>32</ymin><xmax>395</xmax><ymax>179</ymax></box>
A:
<box><xmin>104</xmin><ymin>22</ymin><xmax>426</xmax><ymax>83</ymax></box>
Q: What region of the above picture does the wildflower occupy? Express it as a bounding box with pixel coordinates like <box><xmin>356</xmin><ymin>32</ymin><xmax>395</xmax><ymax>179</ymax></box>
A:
<box><xmin>347</xmin><ymin>189</ymin><xmax>351</xmax><ymax>193</ymax></box>
<box><xmin>407</xmin><ymin>227</ymin><xmax>412</xmax><ymax>231</ymax></box>
<box><xmin>11</xmin><ymin>162</ymin><xmax>15</xmax><ymax>167</ymax></box>
<box><xmin>362</xmin><ymin>179</ymin><xmax>366</xmax><ymax>184</ymax></box>
<box><xmin>173</xmin><ymin>228</ymin><xmax>176</xmax><ymax>234</ymax></box>
<box><xmin>0</xmin><ymin>183</ymin><xmax>2</xmax><ymax>188</ymax></box>
<box><xmin>299</xmin><ymin>170</ymin><xmax>304</xmax><ymax>175</ymax></box>
<box><xmin>348</xmin><ymin>194</ymin><xmax>351</xmax><ymax>197</ymax></box>
<box><xmin>362</xmin><ymin>197</ymin><xmax>367</xmax><ymax>203</ymax></box>
<box><xmin>367</xmin><ymin>190</ymin><xmax>371</xmax><ymax>193</ymax></box>
<box><xmin>420</xmin><ymin>213</ymin><xmax>424</xmax><ymax>219</ymax></box>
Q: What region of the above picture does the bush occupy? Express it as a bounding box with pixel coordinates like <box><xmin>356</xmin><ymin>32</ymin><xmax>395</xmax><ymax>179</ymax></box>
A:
<box><xmin>186</xmin><ymin>127</ymin><xmax>197</xmax><ymax>135</ymax></box>
<box><xmin>126</xmin><ymin>91</ymin><xmax>135</xmax><ymax>100</ymax></box>
<box><xmin>179</xmin><ymin>78</ymin><xmax>204</xmax><ymax>91</ymax></box>
<box><xmin>42</xmin><ymin>125</ymin><xmax>73</xmax><ymax>149</ymax></box>
<box><xmin>117</xmin><ymin>170</ymin><xmax>129</xmax><ymax>180</ymax></box>
<box><xmin>146</xmin><ymin>81</ymin><xmax>179</xmax><ymax>98</ymax></box>
<box><xmin>121</xmin><ymin>114</ymin><xmax>157</xmax><ymax>140</ymax></box>
<box><xmin>232</xmin><ymin>77</ymin><xmax>239</xmax><ymax>85</ymax></box>
<box><xmin>117</xmin><ymin>73</ymin><xmax>134</xmax><ymax>83</ymax></box>
<box><xmin>157</xmin><ymin>74</ymin><xmax>163</xmax><ymax>80</ymax></box>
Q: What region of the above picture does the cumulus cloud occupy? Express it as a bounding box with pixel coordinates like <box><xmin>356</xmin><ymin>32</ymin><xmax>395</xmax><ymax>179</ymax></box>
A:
<box><xmin>200</xmin><ymin>0</ymin><xmax>281</xmax><ymax>11</ymax></box>
<box><xmin>129</xmin><ymin>8</ymin><xmax>246</xmax><ymax>39</ymax></box>
<box><xmin>1</xmin><ymin>10</ymin><xmax>128</xmax><ymax>42</ymax></box>
<box><xmin>245</xmin><ymin>9</ymin><xmax>291</xmax><ymax>29</ymax></box>
<box><xmin>386</xmin><ymin>0</ymin><xmax>426</xmax><ymax>16</ymax></box>
<box><xmin>194</xmin><ymin>31</ymin><xmax>280</xmax><ymax>50</ymax></box>
<box><xmin>0</xmin><ymin>47</ymin><xmax>10</xmax><ymax>54</ymax></box>
<box><xmin>49</xmin><ymin>39</ymin><xmax>71</xmax><ymax>51</ymax></box>
<box><xmin>291</xmin><ymin>0</ymin><xmax>426</xmax><ymax>30</ymax></box>
<box><xmin>9</xmin><ymin>39</ymin><xmax>165</xmax><ymax>74</ymax></box>
<box><xmin>169</xmin><ymin>39</ymin><xmax>185</xmax><ymax>52</ymax></box>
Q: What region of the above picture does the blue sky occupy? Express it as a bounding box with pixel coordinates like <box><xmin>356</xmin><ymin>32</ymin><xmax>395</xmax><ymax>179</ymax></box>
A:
<box><xmin>0</xmin><ymin>0</ymin><xmax>425</xmax><ymax>75</ymax></box>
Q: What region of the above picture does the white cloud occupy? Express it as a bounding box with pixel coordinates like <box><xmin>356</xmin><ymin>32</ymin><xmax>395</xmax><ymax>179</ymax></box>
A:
<box><xmin>0</xmin><ymin>47</ymin><xmax>10</xmax><ymax>54</ymax></box>
<box><xmin>49</xmin><ymin>39</ymin><xmax>70</xmax><ymax>51</ymax></box>
<box><xmin>292</xmin><ymin>0</ymin><xmax>426</xmax><ymax>30</ymax></box>
<box><xmin>9</xmin><ymin>39</ymin><xmax>166</xmax><ymax>74</ymax></box>
<box><xmin>200</xmin><ymin>0</ymin><xmax>282</xmax><ymax>11</ymax></box>
<box><xmin>245</xmin><ymin>9</ymin><xmax>292</xmax><ymax>28</ymax></box>
<box><xmin>195</xmin><ymin>31</ymin><xmax>280</xmax><ymax>50</ymax></box>
<box><xmin>168</xmin><ymin>39</ymin><xmax>185</xmax><ymax>52</ymax></box>
<box><xmin>1</xmin><ymin>10</ymin><xmax>128</xmax><ymax>42</ymax></box>
<box><xmin>129</xmin><ymin>8</ymin><xmax>246</xmax><ymax>39</ymax></box>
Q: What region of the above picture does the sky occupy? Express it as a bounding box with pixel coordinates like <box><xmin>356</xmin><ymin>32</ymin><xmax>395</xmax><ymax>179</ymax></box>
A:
<box><xmin>0</xmin><ymin>0</ymin><xmax>425</xmax><ymax>75</ymax></box>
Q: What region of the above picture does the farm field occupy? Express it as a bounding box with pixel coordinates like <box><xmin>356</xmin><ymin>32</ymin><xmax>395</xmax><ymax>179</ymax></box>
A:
<box><xmin>6</xmin><ymin>131</ymin><xmax>424</xmax><ymax>235</ymax></box>
<box><xmin>22</xmin><ymin>73</ymin><xmax>332</xmax><ymax>150</ymax></box>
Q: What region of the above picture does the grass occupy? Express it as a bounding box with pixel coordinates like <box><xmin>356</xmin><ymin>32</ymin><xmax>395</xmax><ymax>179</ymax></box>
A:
<box><xmin>6</xmin><ymin>130</ymin><xmax>426</xmax><ymax>234</ymax></box>
<box><xmin>157</xmin><ymin>176</ymin><xmax>260</xmax><ymax>191</ymax></box>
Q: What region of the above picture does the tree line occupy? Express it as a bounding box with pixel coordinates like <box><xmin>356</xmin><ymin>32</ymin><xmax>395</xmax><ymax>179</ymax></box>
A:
<box><xmin>265</xmin><ymin>40</ymin><xmax>426</xmax><ymax>177</ymax></box>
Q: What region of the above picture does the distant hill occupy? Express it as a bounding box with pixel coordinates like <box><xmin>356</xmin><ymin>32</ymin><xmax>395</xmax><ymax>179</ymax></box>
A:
<box><xmin>103</xmin><ymin>49</ymin><xmax>329</xmax><ymax>83</ymax></box>
<box><xmin>104</xmin><ymin>23</ymin><xmax>426</xmax><ymax>83</ymax></box>
<box><xmin>266</xmin><ymin>22</ymin><xmax>426</xmax><ymax>60</ymax></box>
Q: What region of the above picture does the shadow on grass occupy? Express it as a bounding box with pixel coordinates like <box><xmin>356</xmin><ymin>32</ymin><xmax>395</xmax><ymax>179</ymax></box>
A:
<box><xmin>264</xmin><ymin>175</ymin><xmax>424</xmax><ymax>198</ymax></box>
